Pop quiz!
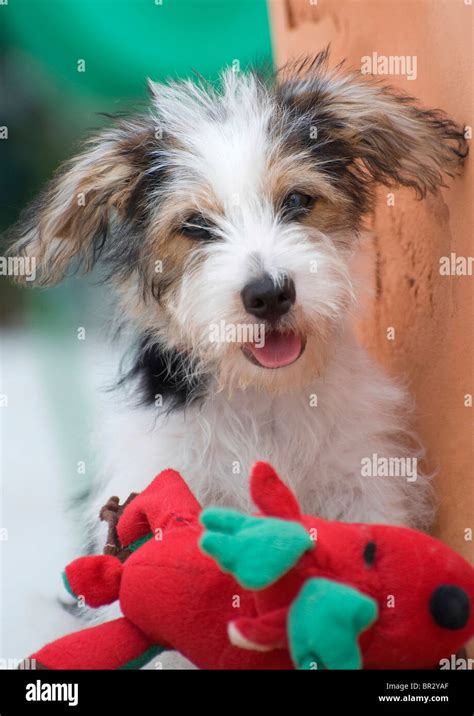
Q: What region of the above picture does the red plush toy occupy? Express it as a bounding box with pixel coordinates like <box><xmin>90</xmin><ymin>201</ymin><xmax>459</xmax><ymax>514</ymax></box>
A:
<box><xmin>29</xmin><ymin>463</ymin><xmax>474</xmax><ymax>670</ymax></box>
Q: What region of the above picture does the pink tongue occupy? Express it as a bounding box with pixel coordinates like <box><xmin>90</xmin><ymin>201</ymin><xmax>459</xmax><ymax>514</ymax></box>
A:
<box><xmin>248</xmin><ymin>332</ymin><xmax>302</xmax><ymax>368</ymax></box>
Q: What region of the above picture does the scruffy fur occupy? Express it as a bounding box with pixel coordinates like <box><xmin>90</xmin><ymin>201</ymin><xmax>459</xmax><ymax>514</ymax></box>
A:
<box><xmin>7</xmin><ymin>53</ymin><xmax>467</xmax><ymax>661</ymax></box>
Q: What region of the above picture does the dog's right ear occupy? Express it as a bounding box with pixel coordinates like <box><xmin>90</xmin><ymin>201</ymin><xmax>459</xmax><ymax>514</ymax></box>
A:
<box><xmin>6</xmin><ymin>117</ymin><xmax>156</xmax><ymax>285</ymax></box>
<box><xmin>277</xmin><ymin>51</ymin><xmax>468</xmax><ymax>199</ymax></box>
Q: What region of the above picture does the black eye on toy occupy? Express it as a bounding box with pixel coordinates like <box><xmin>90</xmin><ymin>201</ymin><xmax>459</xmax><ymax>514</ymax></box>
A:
<box><xmin>430</xmin><ymin>585</ymin><xmax>470</xmax><ymax>630</ymax></box>
<box><xmin>363</xmin><ymin>541</ymin><xmax>377</xmax><ymax>567</ymax></box>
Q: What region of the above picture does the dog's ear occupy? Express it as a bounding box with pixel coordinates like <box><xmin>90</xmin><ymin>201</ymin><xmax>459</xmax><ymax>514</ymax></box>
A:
<box><xmin>277</xmin><ymin>52</ymin><xmax>468</xmax><ymax>198</ymax></box>
<box><xmin>7</xmin><ymin>117</ymin><xmax>156</xmax><ymax>285</ymax></box>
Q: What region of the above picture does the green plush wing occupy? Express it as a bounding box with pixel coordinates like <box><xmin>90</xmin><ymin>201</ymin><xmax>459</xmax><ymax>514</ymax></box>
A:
<box><xmin>288</xmin><ymin>578</ymin><xmax>378</xmax><ymax>670</ymax></box>
<box><xmin>200</xmin><ymin>508</ymin><xmax>314</xmax><ymax>590</ymax></box>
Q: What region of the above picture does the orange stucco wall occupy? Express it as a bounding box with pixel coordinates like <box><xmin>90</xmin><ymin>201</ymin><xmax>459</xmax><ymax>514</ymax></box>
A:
<box><xmin>269</xmin><ymin>0</ymin><xmax>473</xmax><ymax>566</ymax></box>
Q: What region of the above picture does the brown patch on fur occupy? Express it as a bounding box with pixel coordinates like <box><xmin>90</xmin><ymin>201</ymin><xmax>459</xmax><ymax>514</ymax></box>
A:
<box><xmin>267</xmin><ymin>153</ymin><xmax>347</xmax><ymax>206</ymax></box>
<box><xmin>152</xmin><ymin>230</ymin><xmax>203</xmax><ymax>305</ymax></box>
<box><xmin>266</xmin><ymin>149</ymin><xmax>360</xmax><ymax>244</ymax></box>
<box><xmin>150</xmin><ymin>184</ymin><xmax>223</xmax><ymax>236</ymax></box>
<box><xmin>146</xmin><ymin>186</ymin><xmax>223</xmax><ymax>304</ymax></box>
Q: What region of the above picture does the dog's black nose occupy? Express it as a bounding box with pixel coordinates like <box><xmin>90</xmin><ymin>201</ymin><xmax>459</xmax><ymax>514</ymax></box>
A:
<box><xmin>429</xmin><ymin>585</ymin><xmax>470</xmax><ymax>630</ymax></box>
<box><xmin>241</xmin><ymin>274</ymin><xmax>296</xmax><ymax>321</ymax></box>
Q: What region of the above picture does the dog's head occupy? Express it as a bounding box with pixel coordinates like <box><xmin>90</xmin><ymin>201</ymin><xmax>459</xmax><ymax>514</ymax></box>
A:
<box><xmin>8</xmin><ymin>52</ymin><xmax>467</xmax><ymax>397</ymax></box>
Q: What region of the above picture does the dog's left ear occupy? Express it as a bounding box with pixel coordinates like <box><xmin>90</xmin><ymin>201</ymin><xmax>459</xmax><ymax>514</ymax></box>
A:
<box><xmin>278</xmin><ymin>54</ymin><xmax>468</xmax><ymax>198</ymax></box>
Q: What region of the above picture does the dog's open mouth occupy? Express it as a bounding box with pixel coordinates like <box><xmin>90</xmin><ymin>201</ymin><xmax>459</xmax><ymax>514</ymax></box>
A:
<box><xmin>242</xmin><ymin>331</ymin><xmax>306</xmax><ymax>369</ymax></box>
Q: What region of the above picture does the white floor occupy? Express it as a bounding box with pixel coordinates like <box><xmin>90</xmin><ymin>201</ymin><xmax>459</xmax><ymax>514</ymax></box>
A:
<box><xmin>0</xmin><ymin>328</ymin><xmax>110</xmax><ymax>661</ymax></box>
<box><xmin>0</xmin><ymin>327</ymin><xmax>195</xmax><ymax>669</ymax></box>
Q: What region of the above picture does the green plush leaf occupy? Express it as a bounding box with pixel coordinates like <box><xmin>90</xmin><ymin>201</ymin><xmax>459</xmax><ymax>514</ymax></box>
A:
<box><xmin>200</xmin><ymin>508</ymin><xmax>314</xmax><ymax>589</ymax></box>
<box><xmin>288</xmin><ymin>578</ymin><xmax>378</xmax><ymax>670</ymax></box>
<box><xmin>120</xmin><ymin>645</ymin><xmax>167</xmax><ymax>670</ymax></box>
<box><xmin>61</xmin><ymin>571</ymin><xmax>76</xmax><ymax>600</ymax></box>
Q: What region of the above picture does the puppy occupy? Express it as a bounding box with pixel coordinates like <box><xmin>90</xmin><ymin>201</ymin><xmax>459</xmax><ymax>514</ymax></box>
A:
<box><xmin>9</xmin><ymin>51</ymin><xmax>467</xmax><ymax>547</ymax></box>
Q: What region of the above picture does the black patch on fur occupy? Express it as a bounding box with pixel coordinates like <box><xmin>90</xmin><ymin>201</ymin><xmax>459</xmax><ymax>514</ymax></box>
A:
<box><xmin>119</xmin><ymin>336</ymin><xmax>208</xmax><ymax>412</ymax></box>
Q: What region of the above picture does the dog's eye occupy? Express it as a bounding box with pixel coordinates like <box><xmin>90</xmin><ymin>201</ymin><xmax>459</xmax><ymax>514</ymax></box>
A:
<box><xmin>181</xmin><ymin>214</ymin><xmax>214</xmax><ymax>240</ymax></box>
<box><xmin>281</xmin><ymin>192</ymin><xmax>315</xmax><ymax>219</ymax></box>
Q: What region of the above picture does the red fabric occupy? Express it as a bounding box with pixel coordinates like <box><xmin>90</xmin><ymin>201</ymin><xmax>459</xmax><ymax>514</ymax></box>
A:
<box><xmin>250</xmin><ymin>461</ymin><xmax>301</xmax><ymax>519</ymax></box>
<box><xmin>231</xmin><ymin>608</ymin><xmax>288</xmax><ymax>650</ymax></box>
<box><xmin>65</xmin><ymin>555</ymin><xmax>122</xmax><ymax>608</ymax></box>
<box><xmin>120</xmin><ymin>530</ymin><xmax>294</xmax><ymax>669</ymax></box>
<box><xmin>29</xmin><ymin>463</ymin><xmax>474</xmax><ymax>670</ymax></box>
<box><xmin>31</xmin><ymin>618</ymin><xmax>153</xmax><ymax>670</ymax></box>
<box><xmin>117</xmin><ymin>468</ymin><xmax>201</xmax><ymax>546</ymax></box>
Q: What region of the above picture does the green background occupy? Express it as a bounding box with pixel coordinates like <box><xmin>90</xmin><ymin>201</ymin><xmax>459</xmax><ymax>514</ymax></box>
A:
<box><xmin>5</xmin><ymin>0</ymin><xmax>273</xmax><ymax>99</ymax></box>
